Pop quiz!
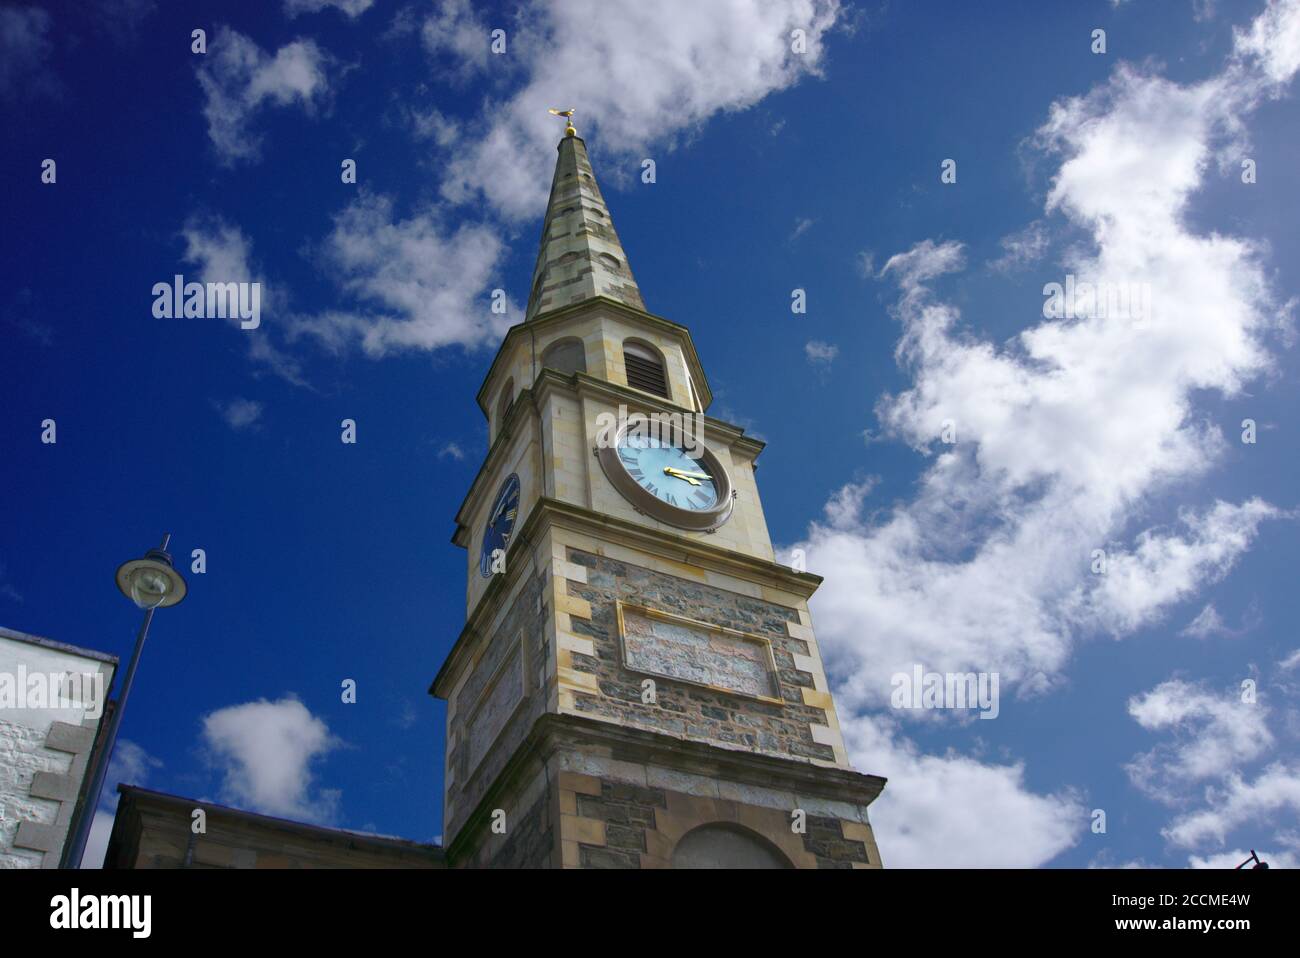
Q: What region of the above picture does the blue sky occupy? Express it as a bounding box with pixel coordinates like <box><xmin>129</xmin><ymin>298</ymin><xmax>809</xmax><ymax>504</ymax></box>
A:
<box><xmin>2</xmin><ymin>0</ymin><xmax>1298</xmax><ymax>868</ymax></box>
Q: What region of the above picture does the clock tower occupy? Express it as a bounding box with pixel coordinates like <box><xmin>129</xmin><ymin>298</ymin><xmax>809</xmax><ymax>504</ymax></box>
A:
<box><xmin>431</xmin><ymin>122</ymin><xmax>886</xmax><ymax>868</ymax></box>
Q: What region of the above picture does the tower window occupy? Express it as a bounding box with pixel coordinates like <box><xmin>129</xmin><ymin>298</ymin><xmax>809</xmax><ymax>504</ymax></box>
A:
<box><xmin>623</xmin><ymin>340</ymin><xmax>669</xmax><ymax>399</ymax></box>
<box><xmin>540</xmin><ymin>337</ymin><xmax>587</xmax><ymax>375</ymax></box>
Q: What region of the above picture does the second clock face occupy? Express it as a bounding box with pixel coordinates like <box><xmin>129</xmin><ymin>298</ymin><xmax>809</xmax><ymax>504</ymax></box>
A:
<box><xmin>479</xmin><ymin>473</ymin><xmax>520</xmax><ymax>577</ymax></box>
<box><xmin>597</xmin><ymin>424</ymin><xmax>734</xmax><ymax>531</ymax></box>
<box><xmin>617</xmin><ymin>435</ymin><xmax>720</xmax><ymax>512</ymax></box>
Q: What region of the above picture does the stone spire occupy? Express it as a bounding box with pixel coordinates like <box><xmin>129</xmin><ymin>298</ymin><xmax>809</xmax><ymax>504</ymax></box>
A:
<box><xmin>524</xmin><ymin>132</ymin><xmax>646</xmax><ymax>321</ymax></box>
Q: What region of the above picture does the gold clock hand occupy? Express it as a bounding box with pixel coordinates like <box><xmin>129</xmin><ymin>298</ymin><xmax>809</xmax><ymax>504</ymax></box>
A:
<box><xmin>663</xmin><ymin>466</ymin><xmax>711</xmax><ymax>485</ymax></box>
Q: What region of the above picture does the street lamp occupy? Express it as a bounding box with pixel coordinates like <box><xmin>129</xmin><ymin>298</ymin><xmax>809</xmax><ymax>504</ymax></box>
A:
<box><xmin>1235</xmin><ymin>850</ymin><xmax>1269</xmax><ymax>869</ymax></box>
<box><xmin>62</xmin><ymin>535</ymin><xmax>187</xmax><ymax>868</ymax></box>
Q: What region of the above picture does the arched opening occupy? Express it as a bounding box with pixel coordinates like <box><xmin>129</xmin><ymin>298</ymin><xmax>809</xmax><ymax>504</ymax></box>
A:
<box><xmin>540</xmin><ymin>337</ymin><xmax>587</xmax><ymax>376</ymax></box>
<box><xmin>671</xmin><ymin>824</ymin><xmax>793</xmax><ymax>869</ymax></box>
<box><xmin>622</xmin><ymin>340</ymin><xmax>670</xmax><ymax>399</ymax></box>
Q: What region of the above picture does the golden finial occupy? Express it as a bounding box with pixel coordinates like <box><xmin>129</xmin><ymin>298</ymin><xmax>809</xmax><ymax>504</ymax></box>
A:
<box><xmin>548</xmin><ymin>107</ymin><xmax>577</xmax><ymax>137</ymax></box>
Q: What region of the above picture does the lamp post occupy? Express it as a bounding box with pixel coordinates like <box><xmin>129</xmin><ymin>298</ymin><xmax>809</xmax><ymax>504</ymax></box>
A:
<box><xmin>63</xmin><ymin>535</ymin><xmax>187</xmax><ymax>868</ymax></box>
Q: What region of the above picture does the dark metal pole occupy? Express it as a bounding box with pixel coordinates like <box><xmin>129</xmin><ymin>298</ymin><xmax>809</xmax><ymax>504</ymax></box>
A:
<box><xmin>63</xmin><ymin>605</ymin><xmax>155</xmax><ymax>868</ymax></box>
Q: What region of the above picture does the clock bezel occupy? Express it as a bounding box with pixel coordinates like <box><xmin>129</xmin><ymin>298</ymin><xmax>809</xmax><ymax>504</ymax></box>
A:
<box><xmin>595</xmin><ymin>422</ymin><xmax>735</xmax><ymax>531</ymax></box>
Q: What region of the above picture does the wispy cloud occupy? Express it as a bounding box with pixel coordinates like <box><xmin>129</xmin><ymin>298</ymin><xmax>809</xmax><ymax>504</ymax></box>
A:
<box><xmin>195</xmin><ymin>27</ymin><xmax>336</xmax><ymax>166</ymax></box>
<box><xmin>789</xmin><ymin>217</ymin><xmax>815</xmax><ymax>242</ymax></box>
<box><xmin>0</xmin><ymin>6</ymin><xmax>57</xmax><ymax>101</ymax></box>
<box><xmin>988</xmin><ymin>221</ymin><xmax>1049</xmax><ymax>273</ymax></box>
<box><xmin>212</xmin><ymin>397</ymin><xmax>264</xmax><ymax>431</ymax></box>
<box><xmin>284</xmin><ymin>0</ymin><xmax>374</xmax><ymax>18</ymax></box>
<box><xmin>804</xmin><ymin>339</ymin><xmax>838</xmax><ymax>367</ymax></box>
<box><xmin>290</xmin><ymin>190</ymin><xmax>515</xmax><ymax>356</ymax></box>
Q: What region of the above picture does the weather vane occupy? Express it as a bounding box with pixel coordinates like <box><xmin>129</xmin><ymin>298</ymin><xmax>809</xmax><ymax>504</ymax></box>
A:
<box><xmin>548</xmin><ymin>107</ymin><xmax>577</xmax><ymax>137</ymax></box>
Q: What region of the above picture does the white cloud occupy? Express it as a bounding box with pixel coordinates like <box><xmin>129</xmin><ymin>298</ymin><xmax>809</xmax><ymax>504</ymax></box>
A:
<box><xmin>804</xmin><ymin>339</ymin><xmax>838</xmax><ymax>366</ymax></box>
<box><xmin>1122</xmin><ymin>659</ymin><xmax>1300</xmax><ymax>859</ymax></box>
<box><xmin>1232</xmin><ymin>0</ymin><xmax>1300</xmax><ymax>84</ymax></box>
<box><xmin>438</xmin><ymin>0</ymin><xmax>843</xmax><ymax>219</ymax></box>
<box><xmin>421</xmin><ymin>0</ymin><xmax>492</xmax><ymax>78</ymax></box>
<box><xmin>406</xmin><ymin>105</ymin><xmax>461</xmax><ymax>146</ymax></box>
<box><xmin>1180</xmin><ymin>603</ymin><xmax>1230</xmax><ymax>638</ymax></box>
<box><xmin>201</xmin><ymin>696</ymin><xmax>342</xmax><ymax>823</ymax></box>
<box><xmin>180</xmin><ymin>215</ymin><xmax>310</xmax><ymax>386</ymax></box>
<box><xmin>284</xmin><ymin>0</ymin><xmax>374</xmax><ymax>18</ymax></box>
<box><xmin>0</xmin><ymin>6</ymin><xmax>56</xmax><ymax>100</ymax></box>
<box><xmin>1164</xmin><ymin>763</ymin><xmax>1300</xmax><ymax>849</ymax></box>
<box><xmin>81</xmin><ymin>739</ymin><xmax>162</xmax><ymax>868</ymax></box>
<box><xmin>182</xmin><ymin>215</ymin><xmax>256</xmax><ymax>287</ymax></box>
<box><xmin>790</xmin><ymin>217</ymin><xmax>815</xmax><ymax>242</ymax></box>
<box><xmin>792</xmin><ymin>2</ymin><xmax>1297</xmax><ymax>716</ymax></box>
<box><xmin>1188</xmin><ymin>846</ymin><xmax>1300</xmax><ymax>868</ymax></box>
<box><xmin>438</xmin><ymin>441</ymin><xmax>466</xmax><ymax>460</ymax></box>
<box><xmin>1089</xmin><ymin>501</ymin><xmax>1280</xmax><ymax>636</ymax></box>
<box><xmin>290</xmin><ymin>191</ymin><xmax>515</xmax><ymax>356</ymax></box>
<box><xmin>988</xmin><ymin>221</ymin><xmax>1049</xmax><ymax>273</ymax></box>
<box><xmin>195</xmin><ymin>27</ymin><xmax>335</xmax><ymax>165</ymax></box>
<box><xmin>782</xmin><ymin>0</ymin><xmax>1299</xmax><ymax>866</ymax></box>
<box><xmin>843</xmin><ymin>715</ymin><xmax>1083</xmax><ymax>867</ymax></box>
<box><xmin>213</xmin><ymin>397</ymin><xmax>264</xmax><ymax>430</ymax></box>
<box><xmin>1179</xmin><ymin>600</ymin><xmax>1260</xmax><ymax>639</ymax></box>
<box><xmin>1125</xmin><ymin>680</ymin><xmax>1273</xmax><ymax>800</ymax></box>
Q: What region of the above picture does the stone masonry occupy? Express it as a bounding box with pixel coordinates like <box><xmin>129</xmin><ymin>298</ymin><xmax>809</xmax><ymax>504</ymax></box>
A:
<box><xmin>563</xmin><ymin>549</ymin><xmax>837</xmax><ymax>764</ymax></box>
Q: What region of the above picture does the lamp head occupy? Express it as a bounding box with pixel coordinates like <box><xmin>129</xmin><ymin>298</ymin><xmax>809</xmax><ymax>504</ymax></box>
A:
<box><xmin>116</xmin><ymin>536</ymin><xmax>187</xmax><ymax>609</ymax></box>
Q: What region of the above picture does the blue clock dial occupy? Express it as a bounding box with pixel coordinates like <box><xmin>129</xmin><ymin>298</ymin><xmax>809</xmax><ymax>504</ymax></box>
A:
<box><xmin>616</xmin><ymin>435</ymin><xmax>719</xmax><ymax>511</ymax></box>
<box><xmin>480</xmin><ymin>474</ymin><xmax>521</xmax><ymax>577</ymax></box>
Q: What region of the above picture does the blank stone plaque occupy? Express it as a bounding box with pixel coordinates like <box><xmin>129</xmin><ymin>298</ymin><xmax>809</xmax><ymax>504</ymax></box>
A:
<box><xmin>618</xmin><ymin>603</ymin><xmax>780</xmax><ymax>702</ymax></box>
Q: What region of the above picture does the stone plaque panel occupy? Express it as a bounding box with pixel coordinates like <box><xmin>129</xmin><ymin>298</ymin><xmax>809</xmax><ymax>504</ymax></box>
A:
<box><xmin>618</xmin><ymin>603</ymin><xmax>780</xmax><ymax>702</ymax></box>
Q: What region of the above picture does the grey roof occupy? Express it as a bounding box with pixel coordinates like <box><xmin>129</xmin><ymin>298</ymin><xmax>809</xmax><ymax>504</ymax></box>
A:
<box><xmin>0</xmin><ymin>624</ymin><xmax>118</xmax><ymax>665</ymax></box>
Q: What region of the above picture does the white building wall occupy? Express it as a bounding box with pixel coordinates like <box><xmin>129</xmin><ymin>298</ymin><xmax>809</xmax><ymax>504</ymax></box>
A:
<box><xmin>0</xmin><ymin>627</ymin><xmax>116</xmax><ymax>869</ymax></box>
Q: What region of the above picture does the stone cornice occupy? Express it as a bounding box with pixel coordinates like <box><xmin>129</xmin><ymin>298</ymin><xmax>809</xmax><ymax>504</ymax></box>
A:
<box><xmin>444</xmin><ymin>712</ymin><xmax>886</xmax><ymax>862</ymax></box>
<box><xmin>433</xmin><ymin>496</ymin><xmax>822</xmax><ymax>698</ymax></box>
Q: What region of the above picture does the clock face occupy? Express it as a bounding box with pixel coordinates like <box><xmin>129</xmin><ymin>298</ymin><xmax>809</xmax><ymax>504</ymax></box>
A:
<box><xmin>479</xmin><ymin>473</ymin><xmax>520</xmax><ymax>577</ymax></box>
<box><xmin>596</xmin><ymin>424</ymin><xmax>734</xmax><ymax>531</ymax></box>
<box><xmin>617</xmin><ymin>435</ymin><xmax>720</xmax><ymax>512</ymax></box>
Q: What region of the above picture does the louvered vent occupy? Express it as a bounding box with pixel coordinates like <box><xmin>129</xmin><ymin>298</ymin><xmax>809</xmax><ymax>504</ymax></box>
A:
<box><xmin>623</xmin><ymin>343</ymin><xmax>669</xmax><ymax>398</ymax></box>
